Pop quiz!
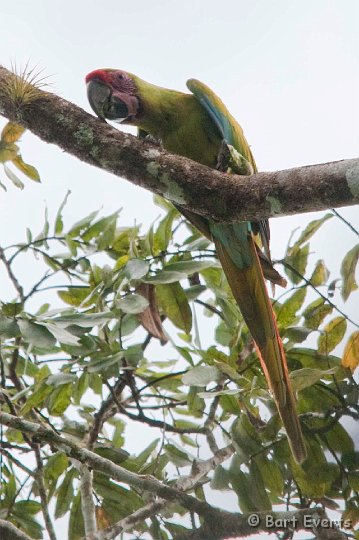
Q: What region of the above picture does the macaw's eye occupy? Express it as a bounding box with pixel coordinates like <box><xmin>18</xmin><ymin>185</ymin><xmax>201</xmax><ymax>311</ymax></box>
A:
<box><xmin>117</xmin><ymin>73</ymin><xmax>125</xmax><ymax>81</ymax></box>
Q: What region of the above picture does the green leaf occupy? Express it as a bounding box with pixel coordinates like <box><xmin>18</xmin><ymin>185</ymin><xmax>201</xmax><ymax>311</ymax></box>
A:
<box><xmin>164</xmin><ymin>443</ymin><xmax>192</xmax><ymax>467</ymax></box>
<box><xmin>119</xmin><ymin>313</ymin><xmax>140</xmax><ymax>336</ymax></box>
<box><xmin>44</xmin><ymin>452</ymin><xmax>69</xmax><ymax>482</ymax></box>
<box><xmin>1</xmin><ymin>302</ymin><xmax>23</xmax><ymax>316</ymax></box>
<box><xmin>94</xmin><ymin>445</ymin><xmax>129</xmax><ymax>465</ymax></box>
<box><xmin>342</xmin><ymin>330</ymin><xmax>359</xmax><ymax>371</ymax></box>
<box><xmin>303</xmin><ymin>298</ymin><xmax>333</xmax><ymax>329</ymax></box>
<box><xmin>73</xmin><ymin>371</ymin><xmax>89</xmax><ymax>404</ymax></box>
<box><xmin>79</xmin><ymin>210</ymin><xmax>120</xmax><ymax>242</ymax></box>
<box><xmin>210</xmin><ymin>465</ymin><xmax>230</xmax><ymax>490</ymax></box>
<box><xmin>182</xmin><ymin>366</ymin><xmax>220</xmax><ymax>386</ymax></box>
<box><xmin>97</xmin><ymin>217</ymin><xmax>117</xmax><ymax>250</ymax></box>
<box><xmin>123</xmin><ymin>258</ymin><xmax>150</xmax><ymax>280</ymax></box>
<box><xmin>46</xmin><ymin>383</ymin><xmax>72</xmax><ymax>416</ymax></box>
<box><xmin>14</xmin><ymin>500</ymin><xmax>41</xmax><ymax>515</ymax></box>
<box><xmin>231</xmin><ymin>459</ymin><xmax>271</xmax><ymax>512</ymax></box>
<box><xmin>47</xmin><ymin>373</ymin><xmax>77</xmax><ymax>386</ymax></box>
<box><xmin>20</xmin><ymin>383</ymin><xmax>52</xmax><ymax>414</ymax></box>
<box><xmin>156</xmin><ymin>282</ymin><xmax>192</xmax><ymax>333</ymax></box>
<box><xmin>284</xmin><ymin>243</ymin><xmax>310</xmax><ymax>284</ymax></box>
<box><xmin>231</xmin><ymin>415</ymin><xmax>262</xmax><ymax>460</ymax></box>
<box><xmin>68</xmin><ymin>209</ymin><xmax>99</xmax><ymax>237</ymax></box>
<box><xmin>45</xmin><ymin>322</ymin><xmax>80</xmax><ymax>345</ymax></box>
<box><xmin>288</xmin><ymin>347</ymin><xmax>341</xmax><ymax>370</ymax></box>
<box><xmin>55</xmin><ymin>469</ymin><xmax>76</xmax><ymax>518</ymax></box>
<box><xmin>215</xmin><ymin>321</ymin><xmax>232</xmax><ymax>346</ymax></box>
<box><xmin>284</xmin><ymin>326</ymin><xmax>312</xmax><ymax>343</ymax></box>
<box><xmin>68</xmin><ymin>492</ymin><xmax>85</xmax><ymax>540</ymax></box>
<box><xmin>184</xmin><ymin>284</ymin><xmax>207</xmax><ymax>301</ymax></box>
<box><xmin>300</xmin><ymin>383</ymin><xmax>342</xmax><ymax>412</ymax></box>
<box><xmin>164</xmin><ymin>259</ymin><xmax>219</xmax><ymax>274</ymax></box>
<box><xmin>310</xmin><ymin>259</ymin><xmax>330</xmax><ymax>286</ymax></box>
<box><xmin>276</xmin><ymin>288</ymin><xmax>307</xmax><ymax>328</ymax></box>
<box><xmin>54</xmin><ymin>190</ymin><xmax>71</xmax><ymax>234</ymax></box>
<box><xmin>317</xmin><ymin>316</ymin><xmax>347</xmax><ymax>354</ymax></box>
<box><xmin>0</xmin><ymin>315</ymin><xmax>20</xmax><ymax>338</ymax></box>
<box><xmin>117</xmin><ymin>293</ymin><xmax>149</xmax><ymax>314</ymax></box>
<box><xmin>4</xmin><ymin>163</ymin><xmax>24</xmax><ymax>189</ymax></box>
<box><xmin>153</xmin><ymin>208</ymin><xmax>178</xmax><ymax>253</ymax></box>
<box><xmin>144</xmin><ymin>270</ymin><xmax>186</xmax><ymax>284</ymax></box>
<box><xmin>324</xmin><ymin>422</ymin><xmax>354</xmax><ymax>454</ymax></box>
<box><xmin>58</xmin><ymin>287</ymin><xmax>95</xmax><ymax>307</ymax></box>
<box><xmin>132</xmin><ymin>439</ymin><xmax>160</xmax><ymax>469</ymax></box>
<box><xmin>254</xmin><ymin>456</ymin><xmax>284</xmax><ymax>496</ymax></box>
<box><xmin>124</xmin><ymin>344</ymin><xmax>143</xmax><ymax>367</ymax></box>
<box><xmin>290</xmin><ymin>367</ymin><xmax>338</xmax><ymax>391</ymax></box>
<box><xmin>18</xmin><ymin>320</ymin><xmax>56</xmax><ymax>349</ymax></box>
<box><xmin>341</xmin><ymin>244</ymin><xmax>359</xmax><ymax>301</ymax></box>
<box><xmin>87</xmin><ymin>351</ymin><xmax>123</xmax><ymax>373</ymax></box>
<box><xmin>13</xmin><ymin>154</ymin><xmax>41</xmax><ymax>182</ymax></box>
<box><xmin>291</xmin><ymin>213</ymin><xmax>333</xmax><ymax>250</ymax></box>
<box><xmin>53</xmin><ymin>311</ymin><xmax>113</xmax><ymax>327</ymax></box>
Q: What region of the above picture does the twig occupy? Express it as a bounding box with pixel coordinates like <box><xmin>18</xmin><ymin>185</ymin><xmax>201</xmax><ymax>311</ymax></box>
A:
<box><xmin>0</xmin><ymin>448</ymin><xmax>35</xmax><ymax>477</ymax></box>
<box><xmin>331</xmin><ymin>209</ymin><xmax>359</xmax><ymax>237</ymax></box>
<box><xmin>280</xmin><ymin>260</ymin><xmax>359</xmax><ymax>328</ymax></box>
<box><xmin>194</xmin><ymin>299</ymin><xmax>224</xmax><ymax>320</ymax></box>
<box><xmin>0</xmin><ymin>246</ymin><xmax>24</xmax><ymax>301</ymax></box>
<box><xmin>33</xmin><ymin>444</ymin><xmax>57</xmax><ymax>540</ymax></box>
<box><xmin>87</xmin><ymin>377</ymin><xmax>127</xmax><ymax>448</ymax></box>
<box><xmin>105</xmin><ymin>380</ymin><xmax>206</xmax><ymax>434</ymax></box>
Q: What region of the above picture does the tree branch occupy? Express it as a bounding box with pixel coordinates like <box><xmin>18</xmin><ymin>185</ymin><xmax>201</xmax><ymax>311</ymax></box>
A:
<box><xmin>172</xmin><ymin>508</ymin><xmax>350</xmax><ymax>540</ymax></box>
<box><xmin>79</xmin><ymin>465</ymin><xmax>97</xmax><ymax>537</ymax></box>
<box><xmin>0</xmin><ymin>412</ymin><xmax>219</xmax><ymax>518</ymax></box>
<box><xmin>0</xmin><ymin>520</ymin><xmax>33</xmax><ymax>540</ymax></box>
<box><xmin>33</xmin><ymin>444</ymin><xmax>57</xmax><ymax>540</ymax></box>
<box><xmin>0</xmin><ymin>65</ymin><xmax>358</xmax><ymax>223</ymax></box>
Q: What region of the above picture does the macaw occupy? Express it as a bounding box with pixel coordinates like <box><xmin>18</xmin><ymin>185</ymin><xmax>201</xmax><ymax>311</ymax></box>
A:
<box><xmin>85</xmin><ymin>69</ymin><xmax>307</xmax><ymax>463</ymax></box>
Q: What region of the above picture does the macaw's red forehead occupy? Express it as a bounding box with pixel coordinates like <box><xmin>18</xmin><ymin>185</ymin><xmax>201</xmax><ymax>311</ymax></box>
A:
<box><xmin>85</xmin><ymin>69</ymin><xmax>114</xmax><ymax>84</ymax></box>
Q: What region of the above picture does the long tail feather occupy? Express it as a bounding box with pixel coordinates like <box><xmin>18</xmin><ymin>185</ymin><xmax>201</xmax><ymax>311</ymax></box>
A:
<box><xmin>214</xmin><ymin>235</ymin><xmax>307</xmax><ymax>463</ymax></box>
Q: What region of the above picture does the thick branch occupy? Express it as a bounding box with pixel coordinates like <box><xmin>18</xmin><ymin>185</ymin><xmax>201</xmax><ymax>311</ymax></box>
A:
<box><xmin>0</xmin><ymin>412</ymin><xmax>217</xmax><ymax>518</ymax></box>
<box><xmin>0</xmin><ymin>65</ymin><xmax>358</xmax><ymax>222</ymax></box>
<box><xmin>79</xmin><ymin>466</ymin><xmax>97</xmax><ymax>537</ymax></box>
<box><xmin>86</xmin><ymin>444</ymin><xmax>236</xmax><ymax>540</ymax></box>
<box><xmin>172</xmin><ymin>508</ymin><xmax>349</xmax><ymax>540</ymax></box>
<box><xmin>0</xmin><ymin>520</ymin><xmax>33</xmax><ymax>540</ymax></box>
<box><xmin>1</xmin><ymin>413</ymin><xmax>348</xmax><ymax>540</ymax></box>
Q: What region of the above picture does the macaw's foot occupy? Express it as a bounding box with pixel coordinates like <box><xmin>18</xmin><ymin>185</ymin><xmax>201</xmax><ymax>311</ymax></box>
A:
<box><xmin>216</xmin><ymin>140</ymin><xmax>254</xmax><ymax>176</ymax></box>
<box><xmin>138</xmin><ymin>129</ymin><xmax>163</xmax><ymax>147</ymax></box>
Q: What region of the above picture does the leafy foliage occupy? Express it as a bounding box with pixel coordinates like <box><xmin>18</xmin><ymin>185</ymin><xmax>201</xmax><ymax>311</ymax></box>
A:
<box><xmin>0</xmin><ymin>197</ymin><xmax>358</xmax><ymax>540</ymax></box>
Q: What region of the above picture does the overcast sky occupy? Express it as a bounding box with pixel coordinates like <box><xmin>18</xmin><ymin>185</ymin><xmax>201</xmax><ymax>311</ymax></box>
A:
<box><xmin>1</xmin><ymin>1</ymin><xmax>359</xmax><ymax>539</ymax></box>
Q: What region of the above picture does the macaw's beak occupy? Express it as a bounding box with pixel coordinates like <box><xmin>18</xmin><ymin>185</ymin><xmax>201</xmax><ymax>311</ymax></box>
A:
<box><xmin>86</xmin><ymin>79</ymin><xmax>139</xmax><ymax>123</ymax></box>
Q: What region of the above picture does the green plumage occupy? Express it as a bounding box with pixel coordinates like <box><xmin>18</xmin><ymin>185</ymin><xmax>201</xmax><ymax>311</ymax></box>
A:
<box><xmin>86</xmin><ymin>69</ymin><xmax>307</xmax><ymax>463</ymax></box>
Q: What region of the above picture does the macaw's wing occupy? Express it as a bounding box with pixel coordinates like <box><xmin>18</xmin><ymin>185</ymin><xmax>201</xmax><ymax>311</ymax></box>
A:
<box><xmin>187</xmin><ymin>78</ymin><xmax>271</xmax><ymax>260</ymax></box>
<box><xmin>187</xmin><ymin>80</ymin><xmax>305</xmax><ymax>463</ymax></box>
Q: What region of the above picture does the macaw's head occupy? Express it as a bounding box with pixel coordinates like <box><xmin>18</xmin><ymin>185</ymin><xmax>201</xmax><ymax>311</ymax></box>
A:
<box><xmin>85</xmin><ymin>69</ymin><xmax>140</xmax><ymax>124</ymax></box>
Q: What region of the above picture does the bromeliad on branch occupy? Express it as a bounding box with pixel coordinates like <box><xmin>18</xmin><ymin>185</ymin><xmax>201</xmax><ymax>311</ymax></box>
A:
<box><xmin>85</xmin><ymin>68</ymin><xmax>307</xmax><ymax>463</ymax></box>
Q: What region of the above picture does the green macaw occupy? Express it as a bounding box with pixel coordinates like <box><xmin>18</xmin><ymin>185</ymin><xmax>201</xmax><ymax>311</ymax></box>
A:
<box><xmin>85</xmin><ymin>69</ymin><xmax>307</xmax><ymax>463</ymax></box>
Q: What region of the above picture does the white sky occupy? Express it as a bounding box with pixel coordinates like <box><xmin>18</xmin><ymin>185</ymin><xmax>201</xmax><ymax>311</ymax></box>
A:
<box><xmin>1</xmin><ymin>1</ymin><xmax>359</xmax><ymax>539</ymax></box>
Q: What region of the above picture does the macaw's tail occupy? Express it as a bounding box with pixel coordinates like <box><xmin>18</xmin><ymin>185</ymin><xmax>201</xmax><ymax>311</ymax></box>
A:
<box><xmin>214</xmin><ymin>233</ymin><xmax>307</xmax><ymax>464</ymax></box>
